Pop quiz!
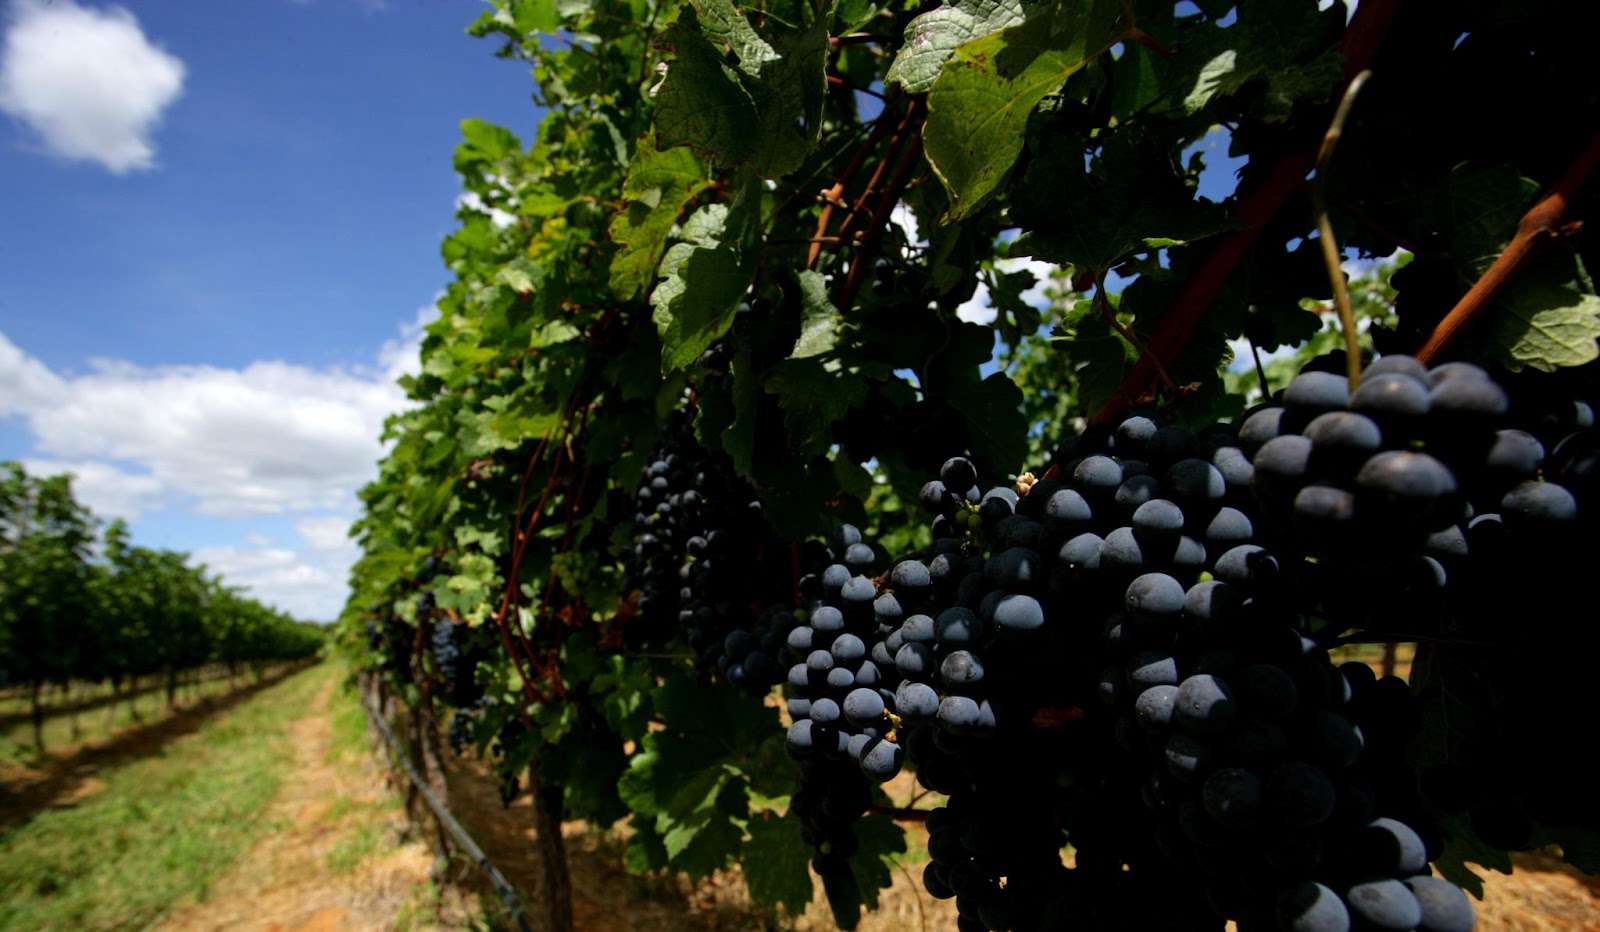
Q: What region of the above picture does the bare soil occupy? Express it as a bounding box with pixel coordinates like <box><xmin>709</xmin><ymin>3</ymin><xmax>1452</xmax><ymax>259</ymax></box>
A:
<box><xmin>157</xmin><ymin>673</ymin><xmax>476</xmax><ymax>932</ymax></box>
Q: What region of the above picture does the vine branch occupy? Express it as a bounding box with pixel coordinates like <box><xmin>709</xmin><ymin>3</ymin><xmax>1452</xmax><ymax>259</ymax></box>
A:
<box><xmin>1312</xmin><ymin>69</ymin><xmax>1373</xmax><ymax>390</ymax></box>
<box><xmin>1093</xmin><ymin>0</ymin><xmax>1399</xmax><ymax>424</ymax></box>
<box><xmin>807</xmin><ymin>94</ymin><xmax>905</xmax><ymax>270</ymax></box>
<box><xmin>1414</xmin><ymin>129</ymin><xmax>1600</xmax><ymax>365</ymax></box>
<box><xmin>837</xmin><ymin>104</ymin><xmax>925</xmax><ymax>311</ymax></box>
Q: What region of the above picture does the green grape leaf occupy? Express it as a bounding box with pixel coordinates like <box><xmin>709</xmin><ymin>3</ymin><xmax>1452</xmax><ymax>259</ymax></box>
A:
<box><xmin>604</xmin><ymin>323</ymin><xmax>666</xmax><ymax>402</ymax></box>
<box><xmin>653</xmin><ymin>13</ymin><xmax>759</xmax><ymax>166</ymax></box>
<box><xmin>618</xmin><ymin>672</ymin><xmax>777</xmax><ymax>876</ymax></box>
<box><xmin>609</xmin><ymin>133</ymin><xmax>713</xmax><ymax>301</ymax></box>
<box><xmin>539</xmin><ymin>726</ymin><xmax>628</xmax><ymax>824</ymax></box>
<box><xmin>949</xmin><ymin>371</ymin><xmax>1029</xmax><ymax>478</ymax></box>
<box><xmin>436</xmin><ymin>551</ymin><xmax>500</xmax><ymax>624</ymax></box>
<box><xmin>1433</xmin><ymin>815</ymin><xmax>1513</xmax><ymax>900</ymax></box>
<box><xmin>1424</xmin><ymin>165</ymin><xmax>1541</xmax><ymax>278</ymax></box>
<box><xmin>498</xmin><ymin>0</ymin><xmax>562</xmax><ymax>35</ymax></box>
<box><xmin>819</xmin><ymin>811</ymin><xmax>907</xmax><ymax>928</ymax></box>
<box><xmin>661</xmin><ymin>778</ymin><xmax>749</xmax><ymax>875</ymax></box>
<box><xmin>743</xmin><ymin>809</ymin><xmax>814</xmax><ymax>917</ymax></box>
<box><xmin>590</xmin><ymin>655</ymin><xmax>654</xmax><ymax>741</ymax></box>
<box><xmin>652</xmin><ymin>4</ymin><xmax>828</xmax><ymax>177</ymax></box>
<box><xmin>760</xmin><ymin>454</ymin><xmax>856</xmax><ymax>541</ymax></box>
<box><xmin>1482</xmin><ymin>273</ymin><xmax>1600</xmax><ymax>373</ymax></box>
<box><xmin>1053</xmin><ymin>295</ymin><xmax>1138</xmax><ymax>415</ymax></box>
<box><xmin>793</xmin><ymin>270</ymin><xmax>845</xmax><ymax>358</ymax></box>
<box><xmin>1170</xmin><ymin>4</ymin><xmax>1345</xmax><ymax>121</ymax></box>
<box><xmin>850</xmin><ymin>812</ymin><xmax>906</xmax><ymax>910</ymax></box>
<box><xmin>831</xmin><ymin>451</ymin><xmax>874</xmax><ymax>503</ymax></box>
<box><xmin>724</xmin><ymin>340</ymin><xmax>760</xmax><ymax>476</ymax></box>
<box><xmin>651</xmin><ymin>180</ymin><xmax>761</xmax><ymax>372</ymax></box>
<box><xmin>623</xmin><ymin>813</ymin><xmax>670</xmax><ymax>874</ymax></box>
<box><xmin>766</xmin><ymin>356</ymin><xmax>873</xmax><ymax>456</ymax></box>
<box><xmin>1112</xmin><ymin>48</ymin><xmax>1167</xmax><ymax>118</ymax></box>
<box><xmin>924</xmin><ymin>0</ymin><xmax>1133</xmax><ymax>220</ymax></box>
<box><xmin>834</xmin><ymin>0</ymin><xmax>882</xmax><ymax>34</ymax></box>
<box><xmin>497</xmin><ymin>257</ymin><xmax>544</xmax><ymax>294</ymax></box>
<box><xmin>455</xmin><ymin>118</ymin><xmax>520</xmax><ymax>172</ymax></box>
<box><xmin>1008</xmin><ymin>130</ymin><xmax>1237</xmax><ymax>270</ymax></box>
<box><xmin>884</xmin><ymin>0</ymin><xmax>1032</xmax><ymax>94</ymax></box>
<box><xmin>696</xmin><ymin>0</ymin><xmax>783</xmax><ymax>76</ymax></box>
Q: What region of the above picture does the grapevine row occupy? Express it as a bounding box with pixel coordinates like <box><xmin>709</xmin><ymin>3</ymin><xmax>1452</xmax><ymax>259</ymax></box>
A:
<box><xmin>339</xmin><ymin>2</ymin><xmax>1600</xmax><ymax>931</ymax></box>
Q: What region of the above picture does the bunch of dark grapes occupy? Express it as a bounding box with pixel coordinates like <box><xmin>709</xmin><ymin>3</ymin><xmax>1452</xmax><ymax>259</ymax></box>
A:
<box><xmin>488</xmin><ymin>708</ymin><xmax>528</xmax><ymax>808</ymax></box>
<box><xmin>784</xmin><ymin>523</ymin><xmax>909</xmax><ymax>785</ymax></box>
<box><xmin>782</xmin><ymin>524</ymin><xmax>908</xmax><ymax>905</ymax></box>
<box><xmin>904</xmin><ymin>454</ymin><xmax>1208</xmax><ymax>931</ymax></box>
<box><xmin>718</xmin><ymin>604</ymin><xmax>800</xmax><ymax>691</ymax></box>
<box><xmin>621</xmin><ymin>409</ymin><xmax>699</xmax><ymax>640</ymax></box>
<box><xmin>766</xmin><ymin>353</ymin><xmax>1596</xmax><ymax>929</ymax></box>
<box><xmin>447</xmin><ymin>695</ymin><xmax>494</xmax><ymax>755</ymax></box>
<box><xmin>621</xmin><ymin>405</ymin><xmax>792</xmax><ymax>693</ymax></box>
<box><xmin>369</xmin><ymin>614</ymin><xmax>414</xmax><ymax>684</ymax></box>
<box><xmin>431</xmin><ymin>618</ymin><xmax>486</xmax><ymax>709</ymax></box>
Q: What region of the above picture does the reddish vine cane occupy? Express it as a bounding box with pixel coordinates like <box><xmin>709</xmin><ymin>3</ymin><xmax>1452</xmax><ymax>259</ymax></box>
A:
<box><xmin>1093</xmin><ymin>0</ymin><xmax>1399</xmax><ymax>424</ymax></box>
<box><xmin>1414</xmin><ymin>130</ymin><xmax>1600</xmax><ymax>365</ymax></box>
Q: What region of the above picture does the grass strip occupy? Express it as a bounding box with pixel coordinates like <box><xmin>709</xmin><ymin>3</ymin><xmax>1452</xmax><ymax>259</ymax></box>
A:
<box><xmin>1</xmin><ymin>674</ymin><xmax>244</xmax><ymax>761</ymax></box>
<box><xmin>0</xmin><ymin>663</ymin><xmax>328</xmax><ymax>930</ymax></box>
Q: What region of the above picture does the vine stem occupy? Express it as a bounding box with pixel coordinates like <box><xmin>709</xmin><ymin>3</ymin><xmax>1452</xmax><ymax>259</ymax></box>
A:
<box><xmin>832</xmin><ymin>98</ymin><xmax>922</xmax><ymax>259</ymax></box>
<box><xmin>1092</xmin><ymin>0</ymin><xmax>1398</xmax><ymax>424</ymax></box>
<box><xmin>1312</xmin><ymin>69</ymin><xmax>1373</xmax><ymax>391</ymax></box>
<box><xmin>1127</xmin><ymin>27</ymin><xmax>1175</xmax><ymax>60</ymax></box>
<box><xmin>806</xmin><ymin>94</ymin><xmax>904</xmax><ymax>270</ymax></box>
<box><xmin>492</xmin><ymin>396</ymin><xmax>588</xmax><ymax>708</ymax></box>
<box><xmin>828</xmin><ymin>74</ymin><xmax>886</xmax><ymax>100</ymax></box>
<box><xmin>1414</xmin><ymin>129</ymin><xmax>1600</xmax><ymax>364</ymax></box>
<box><xmin>491</xmin><ymin>427</ymin><xmax>559</xmax><ymax>708</ymax></box>
<box><xmin>1248</xmin><ymin>334</ymin><xmax>1271</xmax><ymax>399</ymax></box>
<box><xmin>1097</xmin><ymin>282</ymin><xmax>1175</xmax><ymax>395</ymax></box>
<box><xmin>837</xmin><ymin>114</ymin><xmax>924</xmax><ymax>312</ymax></box>
<box><xmin>896</xmin><ymin>860</ymin><xmax>930</xmax><ymax>932</ymax></box>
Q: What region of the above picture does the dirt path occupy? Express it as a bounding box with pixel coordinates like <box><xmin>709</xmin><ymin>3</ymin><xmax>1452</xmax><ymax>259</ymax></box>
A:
<box><xmin>158</xmin><ymin>670</ymin><xmax>467</xmax><ymax>932</ymax></box>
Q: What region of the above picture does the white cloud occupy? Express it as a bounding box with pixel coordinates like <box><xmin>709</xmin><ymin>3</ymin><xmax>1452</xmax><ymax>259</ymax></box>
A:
<box><xmin>19</xmin><ymin>457</ymin><xmax>163</xmax><ymax>521</ymax></box>
<box><xmin>180</xmin><ymin>516</ymin><xmax>357</xmax><ymax>620</ymax></box>
<box><xmin>0</xmin><ymin>324</ymin><xmax>62</xmax><ymax>406</ymax></box>
<box><xmin>956</xmin><ymin>257</ymin><xmax>1060</xmax><ymax>325</ymax></box>
<box><xmin>11</xmin><ymin>352</ymin><xmax>402</xmax><ymax>517</ymax></box>
<box><xmin>1</xmin><ymin>312</ymin><xmax>429</xmax><ymax>620</ymax></box>
<box><xmin>190</xmin><ymin>541</ymin><xmax>343</xmax><ymax>622</ymax></box>
<box><xmin>456</xmin><ymin>191</ymin><xmax>517</xmax><ymax>229</ymax></box>
<box><xmin>889</xmin><ymin>203</ymin><xmax>921</xmax><ymax>247</ymax></box>
<box><xmin>0</xmin><ymin>0</ymin><xmax>185</xmax><ymax>173</ymax></box>
<box><xmin>296</xmin><ymin>514</ymin><xmax>356</xmax><ymax>557</ymax></box>
<box><xmin>378</xmin><ymin>303</ymin><xmax>437</xmax><ymax>387</ymax></box>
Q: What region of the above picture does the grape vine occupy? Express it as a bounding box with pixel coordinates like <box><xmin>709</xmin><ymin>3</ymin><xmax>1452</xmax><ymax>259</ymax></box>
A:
<box><xmin>339</xmin><ymin>1</ymin><xmax>1600</xmax><ymax>930</ymax></box>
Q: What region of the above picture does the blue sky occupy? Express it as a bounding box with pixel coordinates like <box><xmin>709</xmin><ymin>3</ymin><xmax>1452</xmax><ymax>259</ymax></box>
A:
<box><xmin>0</xmin><ymin>0</ymin><xmax>544</xmax><ymax>619</ymax></box>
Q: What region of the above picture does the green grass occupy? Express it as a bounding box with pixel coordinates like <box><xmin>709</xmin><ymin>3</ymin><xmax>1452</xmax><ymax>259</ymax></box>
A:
<box><xmin>324</xmin><ymin>820</ymin><xmax>386</xmax><ymax>876</ymax></box>
<box><xmin>326</xmin><ymin>684</ymin><xmax>373</xmax><ymax>764</ymax></box>
<box><xmin>0</xmin><ymin>663</ymin><xmax>329</xmax><ymax>930</ymax></box>
<box><xmin>0</xmin><ymin>669</ymin><xmax>236</xmax><ymax>722</ymax></box>
<box><xmin>1</xmin><ymin>675</ymin><xmax>242</xmax><ymax>762</ymax></box>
